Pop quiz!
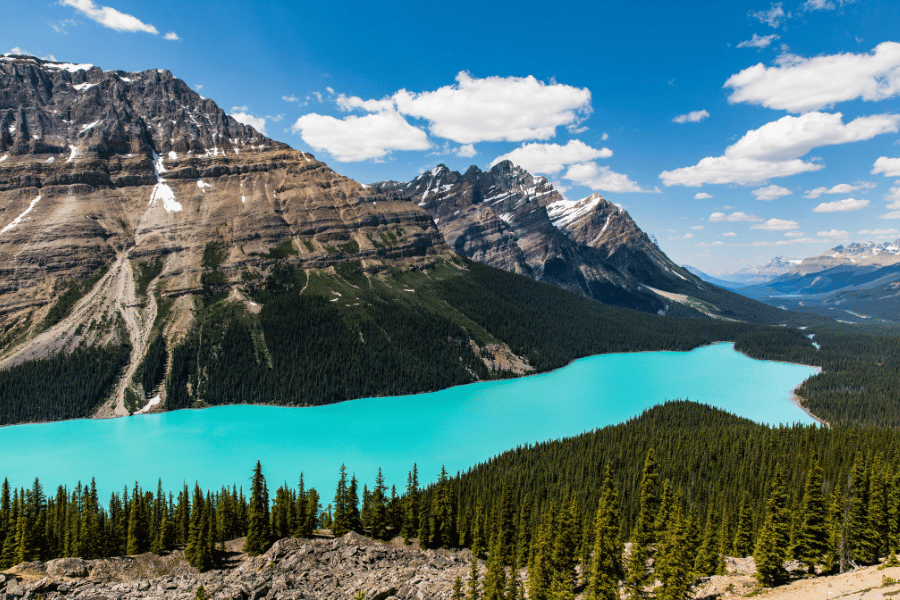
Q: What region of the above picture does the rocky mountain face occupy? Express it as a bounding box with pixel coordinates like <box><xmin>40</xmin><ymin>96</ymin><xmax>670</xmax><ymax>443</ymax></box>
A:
<box><xmin>0</xmin><ymin>54</ymin><xmax>449</xmax><ymax>415</ymax></box>
<box><xmin>371</xmin><ymin>162</ymin><xmax>701</xmax><ymax>314</ymax></box>
<box><xmin>371</xmin><ymin>162</ymin><xmax>771</xmax><ymax>319</ymax></box>
<box><xmin>0</xmin><ymin>533</ymin><xmax>470</xmax><ymax>600</ymax></box>
<box><xmin>731</xmin><ymin>256</ymin><xmax>803</xmax><ymax>285</ymax></box>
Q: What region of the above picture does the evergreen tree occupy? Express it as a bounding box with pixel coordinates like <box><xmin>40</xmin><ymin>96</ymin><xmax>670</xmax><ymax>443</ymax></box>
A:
<box><xmin>588</xmin><ymin>465</ymin><xmax>621</xmax><ymax>600</ymax></box>
<box><xmin>244</xmin><ymin>461</ymin><xmax>271</xmax><ymax>556</ymax></box>
<box><xmin>548</xmin><ymin>573</ymin><xmax>575</xmax><ymax>600</ymax></box>
<box><xmin>793</xmin><ymin>455</ymin><xmax>829</xmax><ymax>573</ymax></box>
<box><xmin>551</xmin><ymin>494</ymin><xmax>580</xmax><ymax>585</ymax></box>
<box><xmin>126</xmin><ymin>482</ymin><xmax>150</xmax><ymax>555</ymax></box>
<box><xmin>401</xmin><ymin>464</ymin><xmax>419</xmax><ymax>544</ymax></box>
<box><xmin>496</xmin><ymin>484</ymin><xmax>516</xmax><ymax>566</ymax></box>
<box><xmin>515</xmin><ymin>496</ymin><xmax>532</xmax><ymax>569</ymax></box>
<box><xmin>482</xmin><ymin>535</ymin><xmax>507</xmax><ymax>600</ymax></box>
<box><xmin>733</xmin><ymin>491</ymin><xmax>754</xmax><ymax>558</ymax></box>
<box><xmin>656</xmin><ymin>499</ymin><xmax>692</xmax><ymax>600</ymax></box>
<box><xmin>452</xmin><ymin>575</ymin><xmax>464</xmax><ymax>600</ymax></box>
<box><xmin>471</xmin><ymin>502</ymin><xmax>487</xmax><ymax>559</ymax></box>
<box><xmin>430</xmin><ymin>466</ymin><xmax>455</xmax><ymax>549</ymax></box>
<box><xmin>845</xmin><ymin>453</ymin><xmax>875</xmax><ymax>565</ymax></box>
<box><xmin>417</xmin><ymin>494</ymin><xmax>432</xmax><ymax>549</ymax></box>
<box><xmin>371</xmin><ymin>468</ymin><xmax>388</xmax><ymax>540</ymax></box>
<box><xmin>467</xmin><ymin>551</ymin><xmax>481</xmax><ymax>600</ymax></box>
<box><xmin>528</xmin><ymin>510</ymin><xmax>553</xmax><ymax>600</ymax></box>
<box><xmin>754</xmin><ymin>465</ymin><xmax>791</xmax><ymax>586</ymax></box>
<box><xmin>624</xmin><ymin>449</ymin><xmax>660</xmax><ymax>600</ymax></box>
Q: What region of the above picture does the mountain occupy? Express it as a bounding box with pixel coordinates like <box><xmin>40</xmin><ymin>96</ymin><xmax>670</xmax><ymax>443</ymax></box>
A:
<box><xmin>729</xmin><ymin>256</ymin><xmax>803</xmax><ymax>285</ymax></box>
<box><xmin>682</xmin><ymin>265</ymin><xmax>746</xmax><ymax>290</ymax></box>
<box><xmin>794</xmin><ymin>239</ymin><xmax>900</xmax><ymax>274</ymax></box>
<box><xmin>371</xmin><ymin>162</ymin><xmax>806</xmax><ymax>323</ymax></box>
<box><xmin>0</xmin><ymin>54</ymin><xmax>825</xmax><ymax>427</ymax></box>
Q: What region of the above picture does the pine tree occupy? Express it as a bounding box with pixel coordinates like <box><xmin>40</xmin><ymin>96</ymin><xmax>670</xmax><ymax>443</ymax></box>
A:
<box><xmin>304</xmin><ymin>488</ymin><xmax>320</xmax><ymax>537</ymax></box>
<box><xmin>452</xmin><ymin>575</ymin><xmax>464</xmax><ymax>600</ymax></box>
<box><xmin>754</xmin><ymin>465</ymin><xmax>791</xmax><ymax>586</ymax></box>
<box><xmin>126</xmin><ymin>482</ymin><xmax>150</xmax><ymax>556</ymax></box>
<box><xmin>548</xmin><ymin>573</ymin><xmax>576</xmax><ymax>600</ymax></box>
<box><xmin>331</xmin><ymin>464</ymin><xmax>350</xmax><ymax>537</ymax></box>
<box><xmin>401</xmin><ymin>465</ymin><xmax>418</xmax><ymax>544</ymax></box>
<box><xmin>467</xmin><ymin>551</ymin><xmax>481</xmax><ymax>600</ymax></box>
<box><xmin>496</xmin><ymin>484</ymin><xmax>516</xmax><ymax>566</ymax></box>
<box><xmin>482</xmin><ymin>535</ymin><xmax>507</xmax><ymax>600</ymax></box>
<box><xmin>471</xmin><ymin>502</ymin><xmax>487</xmax><ymax>559</ymax></box>
<box><xmin>656</xmin><ymin>499</ymin><xmax>692</xmax><ymax>600</ymax></box>
<box><xmin>244</xmin><ymin>461</ymin><xmax>271</xmax><ymax>556</ymax></box>
<box><xmin>430</xmin><ymin>466</ymin><xmax>455</xmax><ymax>549</ymax></box>
<box><xmin>733</xmin><ymin>491</ymin><xmax>754</xmax><ymax>558</ymax></box>
<box><xmin>515</xmin><ymin>496</ymin><xmax>532</xmax><ymax>569</ymax></box>
<box><xmin>845</xmin><ymin>453</ymin><xmax>875</xmax><ymax>565</ymax></box>
<box><xmin>793</xmin><ymin>455</ymin><xmax>829</xmax><ymax>573</ymax></box>
<box><xmin>417</xmin><ymin>494</ymin><xmax>431</xmax><ymax>549</ymax></box>
<box><xmin>507</xmin><ymin>564</ymin><xmax>522</xmax><ymax>600</ymax></box>
<box><xmin>528</xmin><ymin>510</ymin><xmax>553</xmax><ymax>600</ymax></box>
<box><xmin>371</xmin><ymin>468</ymin><xmax>388</xmax><ymax>540</ymax></box>
<box><xmin>694</xmin><ymin>508</ymin><xmax>719</xmax><ymax>576</ymax></box>
<box><xmin>624</xmin><ymin>449</ymin><xmax>660</xmax><ymax>600</ymax></box>
<box><xmin>588</xmin><ymin>465</ymin><xmax>621</xmax><ymax>600</ymax></box>
<box><xmin>551</xmin><ymin>494</ymin><xmax>580</xmax><ymax>585</ymax></box>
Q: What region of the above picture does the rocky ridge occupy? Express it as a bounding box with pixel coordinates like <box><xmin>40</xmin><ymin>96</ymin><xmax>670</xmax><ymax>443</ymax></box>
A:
<box><xmin>372</xmin><ymin>163</ymin><xmax>739</xmax><ymax>316</ymax></box>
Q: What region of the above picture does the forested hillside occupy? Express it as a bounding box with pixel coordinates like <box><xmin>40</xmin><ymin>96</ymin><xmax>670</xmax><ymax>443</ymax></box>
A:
<box><xmin>3</xmin><ymin>402</ymin><xmax>898</xmax><ymax>598</ymax></box>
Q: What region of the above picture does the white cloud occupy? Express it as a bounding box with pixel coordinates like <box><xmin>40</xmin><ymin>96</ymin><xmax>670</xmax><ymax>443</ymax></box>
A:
<box><xmin>804</xmin><ymin>182</ymin><xmax>875</xmax><ymax>198</ymax></box>
<box><xmin>725</xmin><ymin>42</ymin><xmax>900</xmax><ymax>112</ymax></box>
<box><xmin>753</xmin><ymin>184</ymin><xmax>792</xmax><ymax>200</ymax></box>
<box><xmin>673</xmin><ymin>109</ymin><xmax>710</xmax><ymax>124</ymax></box>
<box><xmin>601</xmin><ymin>133</ymin><xmax>609</xmax><ymax>141</ymax></box>
<box><xmin>230</xmin><ymin>112</ymin><xmax>266</xmax><ymax>134</ymax></box>
<box><xmin>336</xmin><ymin>94</ymin><xmax>395</xmax><ymax>113</ymax></box>
<box><xmin>661</xmin><ymin>112</ymin><xmax>899</xmax><ymax>187</ymax></box>
<box><xmin>751</xmin><ymin>218</ymin><xmax>800</xmax><ymax>230</ymax></box>
<box><xmin>737</xmin><ymin>34</ymin><xmax>780</xmax><ymax>49</ymax></box>
<box><xmin>785</xmin><ymin>231</ymin><xmax>805</xmax><ymax>237</ymax></box>
<box><xmin>872</xmin><ymin>156</ymin><xmax>900</xmax><ymax>177</ymax></box>
<box><xmin>164</xmin><ymin>32</ymin><xmax>179</xmax><ymax>41</ymax></box>
<box><xmin>694</xmin><ymin>192</ymin><xmax>713</xmax><ymax>199</ymax></box>
<box><xmin>231</xmin><ymin>105</ymin><xmax>249</xmax><ymax>113</ymax></box>
<box><xmin>60</xmin><ymin>0</ymin><xmax>159</xmax><ymax>34</ymax></box>
<box><xmin>709</xmin><ymin>211</ymin><xmax>763</xmax><ymax>222</ymax></box>
<box><xmin>859</xmin><ymin>228</ymin><xmax>900</xmax><ymax>236</ymax></box>
<box><xmin>817</xmin><ymin>229</ymin><xmax>850</xmax><ymax>239</ymax></box>
<box><xmin>454</xmin><ymin>144</ymin><xmax>477</xmax><ymax>158</ymax></box>
<box><xmin>803</xmin><ymin>0</ymin><xmax>854</xmax><ymax>10</ymax></box>
<box><xmin>291</xmin><ymin>111</ymin><xmax>431</xmax><ymax>162</ymax></box>
<box><xmin>722</xmin><ymin>232</ymin><xmax>738</xmax><ymax>237</ymax></box>
<box><xmin>750</xmin><ymin>3</ymin><xmax>787</xmax><ymax>28</ymax></box>
<box><xmin>813</xmin><ymin>198</ymin><xmax>869</xmax><ymax>212</ymax></box>
<box><xmin>563</xmin><ymin>162</ymin><xmax>655</xmax><ymax>193</ymax></box>
<box><xmin>880</xmin><ymin>211</ymin><xmax>900</xmax><ymax>219</ymax></box>
<box><xmin>683</xmin><ymin>233</ymin><xmax>694</xmax><ymax>239</ymax></box>
<box><xmin>490</xmin><ymin>140</ymin><xmax>612</xmax><ymax>175</ymax></box>
<box><xmin>282</xmin><ymin>95</ymin><xmax>299</xmax><ymax>102</ymax></box>
<box><xmin>696</xmin><ymin>241</ymin><xmax>725</xmax><ymax>247</ymax></box>
<box><xmin>391</xmin><ymin>72</ymin><xmax>592</xmax><ymax>144</ymax></box>
<box><xmin>692</xmin><ymin>225</ymin><xmax>705</xmax><ymax>230</ymax></box>
<box><xmin>885</xmin><ymin>184</ymin><xmax>900</xmax><ymax>209</ymax></box>
<box><xmin>195</xmin><ymin>84</ymin><xmax>202</xmax><ymax>91</ymax></box>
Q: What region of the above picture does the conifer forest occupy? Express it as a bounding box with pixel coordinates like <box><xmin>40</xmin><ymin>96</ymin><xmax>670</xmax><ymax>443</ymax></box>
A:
<box><xmin>3</xmin><ymin>401</ymin><xmax>899</xmax><ymax>598</ymax></box>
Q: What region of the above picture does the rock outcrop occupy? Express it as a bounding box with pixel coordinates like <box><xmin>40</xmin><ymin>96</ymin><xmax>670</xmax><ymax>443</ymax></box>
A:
<box><xmin>0</xmin><ymin>533</ymin><xmax>474</xmax><ymax>600</ymax></box>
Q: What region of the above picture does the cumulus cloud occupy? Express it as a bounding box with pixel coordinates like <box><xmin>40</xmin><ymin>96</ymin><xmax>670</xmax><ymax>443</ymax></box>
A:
<box><xmin>817</xmin><ymin>229</ymin><xmax>850</xmax><ymax>239</ymax></box>
<box><xmin>753</xmin><ymin>184</ymin><xmax>792</xmax><ymax>200</ymax></box>
<box><xmin>455</xmin><ymin>144</ymin><xmax>477</xmax><ymax>158</ymax></box>
<box><xmin>490</xmin><ymin>140</ymin><xmax>612</xmax><ymax>175</ymax></box>
<box><xmin>230</xmin><ymin>112</ymin><xmax>266</xmax><ymax>134</ymax></box>
<box><xmin>803</xmin><ymin>0</ymin><xmax>853</xmax><ymax>10</ymax></box>
<box><xmin>291</xmin><ymin>111</ymin><xmax>431</xmax><ymax>162</ymax></box>
<box><xmin>563</xmin><ymin>162</ymin><xmax>655</xmax><ymax>194</ymax></box>
<box><xmin>751</xmin><ymin>218</ymin><xmax>800</xmax><ymax>230</ymax></box>
<box><xmin>282</xmin><ymin>95</ymin><xmax>299</xmax><ymax>102</ymax></box>
<box><xmin>737</xmin><ymin>34</ymin><xmax>780</xmax><ymax>49</ymax></box>
<box><xmin>785</xmin><ymin>231</ymin><xmax>805</xmax><ymax>237</ymax></box>
<box><xmin>164</xmin><ymin>32</ymin><xmax>179</xmax><ymax>41</ymax></box>
<box><xmin>696</xmin><ymin>241</ymin><xmax>725</xmax><ymax>247</ymax></box>
<box><xmin>872</xmin><ymin>156</ymin><xmax>900</xmax><ymax>177</ymax></box>
<box><xmin>391</xmin><ymin>72</ymin><xmax>592</xmax><ymax>143</ymax></box>
<box><xmin>804</xmin><ymin>182</ymin><xmax>875</xmax><ymax>198</ymax></box>
<box><xmin>880</xmin><ymin>211</ymin><xmax>900</xmax><ymax>219</ymax></box>
<box><xmin>694</xmin><ymin>192</ymin><xmax>713</xmax><ymax>199</ymax></box>
<box><xmin>60</xmin><ymin>0</ymin><xmax>159</xmax><ymax>34</ymax></box>
<box><xmin>725</xmin><ymin>42</ymin><xmax>900</xmax><ymax>113</ymax></box>
<box><xmin>885</xmin><ymin>185</ymin><xmax>900</xmax><ymax>209</ymax></box>
<box><xmin>709</xmin><ymin>212</ymin><xmax>762</xmax><ymax>222</ymax></box>
<box><xmin>750</xmin><ymin>2</ymin><xmax>787</xmax><ymax>28</ymax></box>
<box><xmin>673</xmin><ymin>109</ymin><xmax>710</xmax><ymax>123</ymax></box>
<box><xmin>813</xmin><ymin>198</ymin><xmax>869</xmax><ymax>212</ymax></box>
<box><xmin>722</xmin><ymin>232</ymin><xmax>738</xmax><ymax>237</ymax></box>
<box><xmin>660</xmin><ymin>112</ymin><xmax>900</xmax><ymax>187</ymax></box>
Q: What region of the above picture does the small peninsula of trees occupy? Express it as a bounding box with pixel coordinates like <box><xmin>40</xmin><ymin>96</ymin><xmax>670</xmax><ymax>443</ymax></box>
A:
<box><xmin>2</xmin><ymin>401</ymin><xmax>898</xmax><ymax>599</ymax></box>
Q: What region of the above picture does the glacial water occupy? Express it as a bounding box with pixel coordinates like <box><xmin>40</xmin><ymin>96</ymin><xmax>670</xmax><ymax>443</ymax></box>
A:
<box><xmin>0</xmin><ymin>343</ymin><xmax>818</xmax><ymax>498</ymax></box>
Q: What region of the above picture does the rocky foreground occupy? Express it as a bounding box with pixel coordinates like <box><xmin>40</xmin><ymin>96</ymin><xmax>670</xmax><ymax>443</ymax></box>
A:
<box><xmin>3</xmin><ymin>533</ymin><xmax>899</xmax><ymax>600</ymax></box>
<box><xmin>0</xmin><ymin>533</ymin><xmax>469</xmax><ymax>600</ymax></box>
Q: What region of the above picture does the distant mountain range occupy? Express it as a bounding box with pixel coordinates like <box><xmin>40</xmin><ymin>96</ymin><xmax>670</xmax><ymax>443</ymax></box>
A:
<box><xmin>695</xmin><ymin>240</ymin><xmax>900</xmax><ymax>322</ymax></box>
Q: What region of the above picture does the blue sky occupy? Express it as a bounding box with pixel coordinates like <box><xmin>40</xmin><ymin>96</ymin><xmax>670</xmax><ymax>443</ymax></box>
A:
<box><xmin>4</xmin><ymin>0</ymin><xmax>900</xmax><ymax>273</ymax></box>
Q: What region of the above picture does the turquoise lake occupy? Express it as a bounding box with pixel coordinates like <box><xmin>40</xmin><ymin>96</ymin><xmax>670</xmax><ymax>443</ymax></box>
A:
<box><xmin>0</xmin><ymin>343</ymin><xmax>818</xmax><ymax>499</ymax></box>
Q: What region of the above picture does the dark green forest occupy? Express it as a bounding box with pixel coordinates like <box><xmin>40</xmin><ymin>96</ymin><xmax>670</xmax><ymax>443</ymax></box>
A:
<box><xmin>2</xmin><ymin>402</ymin><xmax>899</xmax><ymax>598</ymax></box>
